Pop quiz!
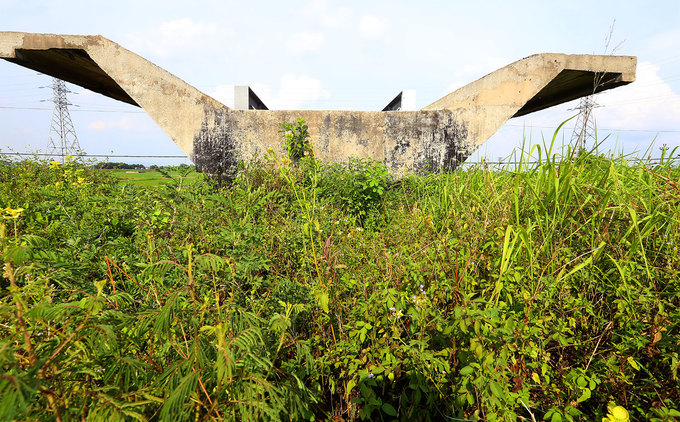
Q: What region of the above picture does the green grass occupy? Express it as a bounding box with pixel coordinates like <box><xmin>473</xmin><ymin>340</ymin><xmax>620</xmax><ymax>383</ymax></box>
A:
<box><xmin>0</xmin><ymin>143</ymin><xmax>679</xmax><ymax>421</ymax></box>
<box><xmin>105</xmin><ymin>168</ymin><xmax>200</xmax><ymax>186</ymax></box>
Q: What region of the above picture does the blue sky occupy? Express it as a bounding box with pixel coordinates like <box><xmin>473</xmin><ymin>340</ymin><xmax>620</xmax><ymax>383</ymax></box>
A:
<box><xmin>1</xmin><ymin>0</ymin><xmax>679</xmax><ymax>165</ymax></box>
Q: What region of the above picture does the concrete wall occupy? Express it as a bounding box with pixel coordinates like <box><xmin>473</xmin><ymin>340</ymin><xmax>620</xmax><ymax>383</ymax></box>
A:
<box><xmin>192</xmin><ymin>109</ymin><xmax>471</xmax><ymax>175</ymax></box>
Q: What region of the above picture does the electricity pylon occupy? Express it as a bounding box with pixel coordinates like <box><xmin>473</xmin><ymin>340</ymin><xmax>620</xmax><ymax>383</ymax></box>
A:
<box><xmin>45</xmin><ymin>78</ymin><xmax>81</xmax><ymax>162</ymax></box>
<box><xmin>569</xmin><ymin>95</ymin><xmax>600</xmax><ymax>152</ymax></box>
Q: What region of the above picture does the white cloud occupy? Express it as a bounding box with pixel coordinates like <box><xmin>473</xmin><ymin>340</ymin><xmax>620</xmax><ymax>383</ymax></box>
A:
<box><xmin>210</xmin><ymin>85</ymin><xmax>235</xmax><ymax>108</ymax></box>
<box><xmin>359</xmin><ymin>15</ymin><xmax>389</xmax><ymax>41</ymax></box>
<box><xmin>444</xmin><ymin>81</ymin><xmax>466</xmax><ymax>94</ymax></box>
<box><xmin>300</xmin><ymin>0</ymin><xmax>329</xmax><ymax>19</ymax></box>
<box><xmin>643</xmin><ymin>28</ymin><xmax>680</xmax><ymax>57</ymax></box>
<box><xmin>301</xmin><ymin>0</ymin><xmax>353</xmax><ymax>29</ymax></box>
<box><xmin>441</xmin><ymin>57</ymin><xmax>511</xmax><ymax>95</ymax></box>
<box><xmin>124</xmin><ymin>18</ymin><xmax>221</xmax><ymax>58</ymax></box>
<box><xmin>88</xmin><ymin>121</ymin><xmax>109</xmax><ymax>131</ymax></box>
<box><xmin>276</xmin><ymin>74</ymin><xmax>330</xmax><ymax>109</ymax></box>
<box><xmin>321</xmin><ymin>10</ymin><xmax>352</xmax><ymax>29</ymax></box>
<box><xmin>251</xmin><ymin>83</ymin><xmax>273</xmax><ymax>106</ymax></box>
<box><xmin>210</xmin><ymin>75</ymin><xmax>330</xmax><ymax>110</ymax></box>
<box><xmin>88</xmin><ymin>116</ymin><xmax>152</xmax><ymax>132</ymax></box>
<box><xmin>597</xmin><ymin>61</ymin><xmax>680</xmax><ymax>131</ymax></box>
<box><xmin>76</xmin><ymin>89</ymin><xmax>98</xmax><ymax>99</ymax></box>
<box><xmin>437</xmin><ymin>56</ymin><xmax>512</xmax><ymax>101</ymax></box>
<box><xmin>458</xmin><ymin>57</ymin><xmax>510</xmax><ymax>80</ymax></box>
<box><xmin>286</xmin><ymin>32</ymin><xmax>325</xmax><ymax>55</ymax></box>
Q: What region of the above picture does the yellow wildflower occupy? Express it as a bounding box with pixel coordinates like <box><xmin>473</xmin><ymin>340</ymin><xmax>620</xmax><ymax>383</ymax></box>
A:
<box><xmin>602</xmin><ymin>404</ymin><xmax>629</xmax><ymax>422</ymax></box>
<box><xmin>2</xmin><ymin>208</ymin><xmax>24</xmax><ymax>220</ymax></box>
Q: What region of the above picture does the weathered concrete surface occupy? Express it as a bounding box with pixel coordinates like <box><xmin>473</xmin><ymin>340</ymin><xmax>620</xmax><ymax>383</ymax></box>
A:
<box><xmin>0</xmin><ymin>32</ymin><xmax>637</xmax><ymax>176</ymax></box>
<box><xmin>193</xmin><ymin>109</ymin><xmax>469</xmax><ymax>174</ymax></box>
<box><xmin>423</xmin><ymin>53</ymin><xmax>637</xmax><ymax>152</ymax></box>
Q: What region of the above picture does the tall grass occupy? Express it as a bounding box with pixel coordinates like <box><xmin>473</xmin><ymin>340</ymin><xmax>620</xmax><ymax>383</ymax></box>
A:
<box><xmin>0</xmin><ymin>134</ymin><xmax>679</xmax><ymax>421</ymax></box>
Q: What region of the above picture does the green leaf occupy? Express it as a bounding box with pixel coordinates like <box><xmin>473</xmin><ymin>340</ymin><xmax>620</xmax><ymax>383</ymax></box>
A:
<box><xmin>489</xmin><ymin>380</ymin><xmax>503</xmax><ymax>398</ymax></box>
<box><xmin>382</xmin><ymin>403</ymin><xmax>398</xmax><ymax>416</ymax></box>
<box><xmin>576</xmin><ymin>388</ymin><xmax>591</xmax><ymax>403</ymax></box>
<box><xmin>346</xmin><ymin>379</ymin><xmax>356</xmax><ymax>397</ymax></box>
<box><xmin>317</xmin><ymin>292</ymin><xmax>329</xmax><ymax>313</ymax></box>
<box><xmin>460</xmin><ymin>365</ymin><xmax>474</xmax><ymax>376</ymax></box>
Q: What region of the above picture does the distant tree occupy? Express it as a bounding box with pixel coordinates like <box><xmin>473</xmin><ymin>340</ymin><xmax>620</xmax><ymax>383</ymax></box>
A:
<box><xmin>94</xmin><ymin>162</ymin><xmax>145</xmax><ymax>169</ymax></box>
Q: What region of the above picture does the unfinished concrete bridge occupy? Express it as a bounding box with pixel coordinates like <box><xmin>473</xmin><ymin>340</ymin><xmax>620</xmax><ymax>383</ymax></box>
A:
<box><xmin>0</xmin><ymin>32</ymin><xmax>636</xmax><ymax>175</ymax></box>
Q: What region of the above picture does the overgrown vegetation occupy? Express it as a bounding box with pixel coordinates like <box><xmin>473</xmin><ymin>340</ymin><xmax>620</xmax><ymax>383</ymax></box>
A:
<box><xmin>1</xmin><ymin>127</ymin><xmax>679</xmax><ymax>421</ymax></box>
<box><xmin>281</xmin><ymin>118</ymin><xmax>313</xmax><ymax>163</ymax></box>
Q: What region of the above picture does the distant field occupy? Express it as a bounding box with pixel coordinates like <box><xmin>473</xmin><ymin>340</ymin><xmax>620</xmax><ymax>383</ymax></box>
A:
<box><xmin>105</xmin><ymin>169</ymin><xmax>201</xmax><ymax>186</ymax></box>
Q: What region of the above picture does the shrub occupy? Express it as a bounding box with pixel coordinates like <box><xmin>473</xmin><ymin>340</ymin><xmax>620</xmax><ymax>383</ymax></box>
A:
<box><xmin>319</xmin><ymin>157</ymin><xmax>390</xmax><ymax>224</ymax></box>
<box><xmin>1</xmin><ymin>136</ymin><xmax>679</xmax><ymax>421</ymax></box>
<box><xmin>280</xmin><ymin>118</ymin><xmax>312</xmax><ymax>163</ymax></box>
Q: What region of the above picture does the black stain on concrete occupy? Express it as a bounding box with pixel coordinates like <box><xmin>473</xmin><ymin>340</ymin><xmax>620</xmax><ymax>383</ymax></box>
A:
<box><xmin>442</xmin><ymin>125</ymin><xmax>469</xmax><ymax>171</ymax></box>
<box><xmin>393</xmin><ymin>137</ymin><xmax>411</xmax><ymax>154</ymax></box>
<box><xmin>385</xmin><ymin>110</ymin><xmax>468</xmax><ymax>173</ymax></box>
<box><xmin>192</xmin><ymin>108</ymin><xmax>240</xmax><ymax>179</ymax></box>
<box><xmin>334</xmin><ymin>113</ymin><xmax>370</xmax><ymax>147</ymax></box>
<box><xmin>192</xmin><ymin>109</ymin><xmax>470</xmax><ymax>178</ymax></box>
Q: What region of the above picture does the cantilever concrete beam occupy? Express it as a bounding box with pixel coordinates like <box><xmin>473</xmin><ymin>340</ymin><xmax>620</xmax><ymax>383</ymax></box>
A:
<box><xmin>0</xmin><ymin>32</ymin><xmax>636</xmax><ymax>175</ymax></box>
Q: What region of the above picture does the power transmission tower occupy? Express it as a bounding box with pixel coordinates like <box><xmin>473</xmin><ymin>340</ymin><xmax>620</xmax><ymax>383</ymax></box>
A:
<box><xmin>569</xmin><ymin>95</ymin><xmax>601</xmax><ymax>152</ymax></box>
<box><xmin>45</xmin><ymin>78</ymin><xmax>81</xmax><ymax>163</ymax></box>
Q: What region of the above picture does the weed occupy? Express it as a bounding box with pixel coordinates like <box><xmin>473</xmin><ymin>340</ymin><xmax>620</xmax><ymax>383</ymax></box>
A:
<box><xmin>319</xmin><ymin>157</ymin><xmax>390</xmax><ymax>225</ymax></box>
<box><xmin>280</xmin><ymin>118</ymin><xmax>312</xmax><ymax>163</ymax></box>
<box><xmin>0</xmin><ymin>127</ymin><xmax>679</xmax><ymax>421</ymax></box>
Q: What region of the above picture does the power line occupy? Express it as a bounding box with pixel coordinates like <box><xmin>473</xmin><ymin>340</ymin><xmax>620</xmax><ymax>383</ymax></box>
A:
<box><xmin>1</xmin><ymin>152</ymin><xmax>188</xmax><ymax>158</ymax></box>
<box><xmin>2</xmin><ymin>152</ymin><xmax>677</xmax><ymax>164</ymax></box>
<box><xmin>506</xmin><ymin>123</ymin><xmax>680</xmax><ymax>133</ymax></box>
<box><xmin>0</xmin><ymin>106</ymin><xmax>145</xmax><ymax>113</ymax></box>
<box><xmin>459</xmin><ymin>156</ymin><xmax>680</xmax><ymax>166</ymax></box>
